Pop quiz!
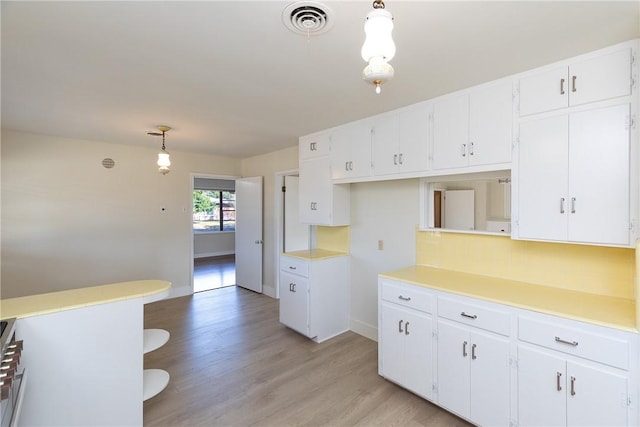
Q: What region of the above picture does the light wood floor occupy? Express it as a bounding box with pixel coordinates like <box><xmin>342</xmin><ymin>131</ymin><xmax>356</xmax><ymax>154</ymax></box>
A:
<box><xmin>143</xmin><ymin>286</ymin><xmax>471</xmax><ymax>427</ymax></box>
<box><xmin>193</xmin><ymin>255</ymin><xmax>236</xmax><ymax>292</ymax></box>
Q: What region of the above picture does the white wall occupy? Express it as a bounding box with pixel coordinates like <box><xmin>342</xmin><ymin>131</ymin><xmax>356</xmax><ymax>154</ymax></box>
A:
<box><xmin>194</xmin><ymin>232</ymin><xmax>235</xmax><ymax>258</ymax></box>
<box><xmin>1</xmin><ymin>129</ymin><xmax>241</xmax><ymax>299</ymax></box>
<box><xmin>241</xmin><ymin>145</ymin><xmax>299</xmax><ymax>298</ymax></box>
<box><xmin>349</xmin><ymin>179</ymin><xmax>420</xmax><ymax>340</ymax></box>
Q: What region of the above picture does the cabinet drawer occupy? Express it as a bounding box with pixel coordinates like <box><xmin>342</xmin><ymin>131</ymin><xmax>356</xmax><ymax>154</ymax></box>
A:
<box><xmin>519</xmin><ymin>316</ymin><xmax>629</xmax><ymax>369</ymax></box>
<box><xmin>438</xmin><ymin>296</ymin><xmax>510</xmax><ymax>336</ymax></box>
<box><xmin>380</xmin><ymin>280</ymin><xmax>433</xmax><ymax>313</ymax></box>
<box><xmin>280</xmin><ymin>256</ymin><xmax>309</xmax><ymax>277</ymax></box>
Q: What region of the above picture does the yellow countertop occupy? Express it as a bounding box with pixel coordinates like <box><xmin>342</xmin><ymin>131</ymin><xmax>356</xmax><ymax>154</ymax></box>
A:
<box><xmin>283</xmin><ymin>249</ymin><xmax>349</xmax><ymax>260</ymax></box>
<box><xmin>380</xmin><ymin>266</ymin><xmax>637</xmax><ymax>333</ymax></box>
<box><xmin>0</xmin><ymin>280</ymin><xmax>171</xmax><ymax>319</ymax></box>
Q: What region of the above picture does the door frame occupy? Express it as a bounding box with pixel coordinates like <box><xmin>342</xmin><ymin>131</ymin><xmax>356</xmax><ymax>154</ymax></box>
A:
<box><xmin>273</xmin><ymin>168</ymin><xmax>300</xmax><ymax>299</ymax></box>
<box><xmin>189</xmin><ymin>173</ymin><xmax>239</xmax><ymax>294</ymax></box>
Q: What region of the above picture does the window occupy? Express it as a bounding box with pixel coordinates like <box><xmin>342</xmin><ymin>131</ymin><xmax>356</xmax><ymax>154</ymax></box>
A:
<box><xmin>193</xmin><ymin>190</ymin><xmax>236</xmax><ymax>232</ymax></box>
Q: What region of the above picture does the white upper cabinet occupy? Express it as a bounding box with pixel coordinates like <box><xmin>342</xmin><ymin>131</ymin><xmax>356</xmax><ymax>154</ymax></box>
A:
<box><xmin>331</xmin><ymin>119</ymin><xmax>373</xmax><ymax>181</ymax></box>
<box><xmin>519</xmin><ymin>47</ymin><xmax>633</xmax><ymax>116</ymax></box>
<box><xmin>299</xmin><ymin>132</ymin><xmax>330</xmax><ymax>160</ymax></box>
<box><xmin>516</xmin><ymin>104</ymin><xmax>632</xmax><ymax>246</ymax></box>
<box><xmin>433</xmin><ymin>78</ymin><xmax>513</xmax><ymax>171</ymax></box>
<box><xmin>298</xmin><ymin>131</ymin><xmax>350</xmax><ymax>226</ymax></box>
<box><xmin>373</xmin><ymin>103</ymin><xmax>431</xmax><ymax>176</ymax></box>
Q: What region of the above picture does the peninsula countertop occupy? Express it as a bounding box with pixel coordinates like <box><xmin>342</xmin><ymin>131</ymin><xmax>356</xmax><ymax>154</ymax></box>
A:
<box><xmin>0</xmin><ymin>279</ymin><xmax>171</xmax><ymax>319</ymax></box>
<box><xmin>380</xmin><ymin>265</ymin><xmax>636</xmax><ymax>333</ymax></box>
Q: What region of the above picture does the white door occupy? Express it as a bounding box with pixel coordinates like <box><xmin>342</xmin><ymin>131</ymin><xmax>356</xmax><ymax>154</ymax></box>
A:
<box><xmin>433</xmin><ymin>93</ymin><xmax>469</xmax><ymax>170</ymax></box>
<box><xmin>517</xmin><ymin>114</ymin><xmax>569</xmax><ymax>241</ymax></box>
<box><xmin>469</xmin><ymin>330</ymin><xmax>511</xmax><ymax>427</ymax></box>
<box><xmin>283</xmin><ymin>175</ymin><xmax>309</xmax><ymax>252</ymax></box>
<box><xmin>235</xmin><ymin>176</ymin><xmax>263</xmax><ymax>293</ymax></box>
<box><xmin>568</xmin><ymin>104</ymin><xmax>630</xmax><ymax>245</ymax></box>
<box><xmin>444</xmin><ymin>190</ymin><xmax>475</xmax><ymax>231</ymax></box>
<box><xmin>437</xmin><ymin>320</ymin><xmax>471</xmax><ymax>418</ymax></box>
<box><xmin>517</xmin><ymin>345</ymin><xmax>566</xmax><ymax>427</ymax></box>
<box><xmin>566</xmin><ymin>360</ymin><xmax>628</xmax><ymax>427</ymax></box>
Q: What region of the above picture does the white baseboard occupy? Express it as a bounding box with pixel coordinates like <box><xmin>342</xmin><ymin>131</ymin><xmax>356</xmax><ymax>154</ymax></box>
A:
<box><xmin>194</xmin><ymin>251</ymin><xmax>235</xmax><ymax>259</ymax></box>
<box><xmin>350</xmin><ymin>319</ymin><xmax>377</xmax><ymax>342</ymax></box>
<box><xmin>169</xmin><ymin>285</ymin><xmax>192</xmax><ymax>299</ymax></box>
<box><xmin>262</xmin><ymin>284</ymin><xmax>277</xmax><ymax>299</ymax></box>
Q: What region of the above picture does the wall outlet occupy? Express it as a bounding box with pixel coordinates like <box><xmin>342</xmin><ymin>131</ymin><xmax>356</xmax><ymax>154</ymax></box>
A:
<box><xmin>378</xmin><ymin>240</ymin><xmax>384</xmax><ymax>250</ymax></box>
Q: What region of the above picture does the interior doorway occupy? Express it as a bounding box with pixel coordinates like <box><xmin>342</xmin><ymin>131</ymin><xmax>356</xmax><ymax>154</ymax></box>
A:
<box><xmin>191</xmin><ymin>175</ymin><xmax>238</xmax><ymax>293</ymax></box>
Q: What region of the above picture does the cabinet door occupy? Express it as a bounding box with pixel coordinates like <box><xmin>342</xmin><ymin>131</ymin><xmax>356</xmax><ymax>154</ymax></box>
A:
<box><xmin>517</xmin><ymin>345</ymin><xmax>566</xmax><ymax>427</ymax></box>
<box><xmin>331</xmin><ymin>121</ymin><xmax>372</xmax><ymax>180</ymax></box>
<box><xmin>433</xmin><ymin>93</ymin><xmax>469</xmax><ymax>170</ymax></box>
<box><xmin>519</xmin><ymin>66</ymin><xmax>569</xmax><ymax>116</ymax></box>
<box><xmin>372</xmin><ymin>112</ymin><xmax>400</xmax><ymax>176</ymax></box>
<box><xmin>380</xmin><ymin>303</ymin><xmax>406</xmax><ymax>387</ymax></box>
<box><xmin>398</xmin><ymin>104</ymin><xmax>430</xmax><ymax>173</ymax></box>
<box><xmin>403</xmin><ymin>308</ymin><xmax>433</xmax><ymax>400</ymax></box>
<box><xmin>566</xmin><ymin>360</ymin><xmax>628</xmax><ymax>427</ymax></box>
<box><xmin>279</xmin><ymin>271</ymin><xmax>310</xmax><ymax>336</ymax></box>
<box><xmin>437</xmin><ymin>320</ymin><xmax>470</xmax><ymax>418</ymax></box>
<box><xmin>517</xmin><ymin>115</ymin><xmax>569</xmax><ymax>241</ymax></box>
<box><xmin>469</xmin><ymin>330</ymin><xmax>511</xmax><ymax>427</ymax></box>
<box><xmin>569</xmin><ymin>48</ymin><xmax>632</xmax><ymax>107</ymax></box>
<box><xmin>299</xmin><ymin>132</ymin><xmax>330</xmax><ymax>160</ymax></box>
<box><xmin>469</xmin><ymin>80</ymin><xmax>513</xmax><ymax>166</ymax></box>
<box><xmin>299</xmin><ymin>157</ymin><xmax>331</xmax><ymax>224</ymax></box>
<box><xmin>567</xmin><ymin>104</ymin><xmax>630</xmax><ymax>245</ymax></box>
<box><xmin>381</xmin><ymin>304</ymin><xmax>434</xmax><ymax>400</ymax></box>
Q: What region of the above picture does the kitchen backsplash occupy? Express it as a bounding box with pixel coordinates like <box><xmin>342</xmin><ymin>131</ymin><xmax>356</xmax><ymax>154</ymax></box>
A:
<box><xmin>416</xmin><ymin>230</ymin><xmax>636</xmax><ymax>299</ymax></box>
<box><xmin>316</xmin><ymin>226</ymin><xmax>351</xmax><ymax>253</ymax></box>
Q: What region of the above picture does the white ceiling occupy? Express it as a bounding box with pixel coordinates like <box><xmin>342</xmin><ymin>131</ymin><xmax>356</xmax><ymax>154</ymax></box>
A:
<box><xmin>2</xmin><ymin>1</ymin><xmax>639</xmax><ymax>158</ymax></box>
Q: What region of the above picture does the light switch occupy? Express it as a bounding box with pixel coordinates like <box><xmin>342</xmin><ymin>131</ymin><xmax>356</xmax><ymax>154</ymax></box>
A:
<box><xmin>378</xmin><ymin>240</ymin><xmax>384</xmax><ymax>250</ymax></box>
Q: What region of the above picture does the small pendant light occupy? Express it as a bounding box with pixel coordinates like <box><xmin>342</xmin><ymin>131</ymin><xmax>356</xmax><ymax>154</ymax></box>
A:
<box><xmin>147</xmin><ymin>125</ymin><xmax>172</xmax><ymax>175</ymax></box>
<box><xmin>361</xmin><ymin>0</ymin><xmax>395</xmax><ymax>94</ymax></box>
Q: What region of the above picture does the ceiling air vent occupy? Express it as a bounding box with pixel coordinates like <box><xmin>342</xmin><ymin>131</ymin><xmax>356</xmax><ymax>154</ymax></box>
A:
<box><xmin>282</xmin><ymin>1</ymin><xmax>334</xmax><ymax>36</ymax></box>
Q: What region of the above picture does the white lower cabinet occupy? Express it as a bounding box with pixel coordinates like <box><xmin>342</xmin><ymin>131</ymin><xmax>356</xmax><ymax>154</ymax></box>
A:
<box><xmin>437</xmin><ymin>320</ymin><xmax>511</xmax><ymax>426</ymax></box>
<box><xmin>380</xmin><ymin>303</ymin><xmax>433</xmax><ymax>400</ymax></box>
<box><xmin>279</xmin><ymin>254</ymin><xmax>349</xmax><ymax>343</ymax></box>
<box><xmin>518</xmin><ymin>345</ymin><xmax>628</xmax><ymax>427</ymax></box>
<box><xmin>378</xmin><ymin>276</ymin><xmax>638</xmax><ymax>427</ymax></box>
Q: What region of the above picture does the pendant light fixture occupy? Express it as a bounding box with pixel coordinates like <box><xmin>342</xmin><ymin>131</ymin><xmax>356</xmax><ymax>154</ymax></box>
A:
<box><xmin>361</xmin><ymin>0</ymin><xmax>395</xmax><ymax>94</ymax></box>
<box><xmin>147</xmin><ymin>125</ymin><xmax>172</xmax><ymax>175</ymax></box>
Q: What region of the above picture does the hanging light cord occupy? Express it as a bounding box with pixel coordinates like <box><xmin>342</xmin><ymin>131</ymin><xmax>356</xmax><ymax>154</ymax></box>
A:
<box><xmin>161</xmin><ymin>131</ymin><xmax>166</xmax><ymax>151</ymax></box>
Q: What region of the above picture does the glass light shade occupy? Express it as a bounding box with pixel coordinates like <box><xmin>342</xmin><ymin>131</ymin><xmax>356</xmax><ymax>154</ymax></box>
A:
<box><xmin>362</xmin><ymin>56</ymin><xmax>394</xmax><ymax>84</ymax></box>
<box><xmin>157</xmin><ymin>150</ymin><xmax>171</xmax><ymax>175</ymax></box>
<box><xmin>360</xmin><ymin>9</ymin><xmax>395</xmax><ymax>63</ymax></box>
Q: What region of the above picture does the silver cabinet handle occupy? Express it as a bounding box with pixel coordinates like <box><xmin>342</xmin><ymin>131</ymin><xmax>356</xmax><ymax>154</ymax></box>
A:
<box><xmin>463</xmin><ymin>340</ymin><xmax>468</xmax><ymax>357</ymax></box>
<box><xmin>471</xmin><ymin>343</ymin><xmax>477</xmax><ymax>360</ymax></box>
<box><xmin>345</xmin><ymin>161</ymin><xmax>349</xmax><ymax>171</ymax></box>
<box><xmin>398</xmin><ymin>295</ymin><xmax>411</xmax><ymax>301</ymax></box>
<box><xmin>557</xmin><ymin>372</ymin><xmax>563</xmax><ymax>391</ymax></box>
<box><xmin>560</xmin><ymin>78</ymin><xmax>566</xmax><ymax>95</ymax></box>
<box><xmin>404</xmin><ymin>322</ymin><xmax>410</xmax><ymax>335</ymax></box>
<box><xmin>349</xmin><ymin>161</ymin><xmax>354</xmax><ymax>171</ymax></box>
<box><xmin>555</xmin><ymin>336</ymin><xmax>579</xmax><ymax>346</ymax></box>
<box><xmin>289</xmin><ymin>283</ymin><xmax>296</xmax><ymax>292</ymax></box>
<box><xmin>461</xmin><ymin>144</ymin><xmax>467</xmax><ymax>157</ymax></box>
<box><xmin>310</xmin><ymin>142</ymin><xmax>317</xmax><ymax>151</ymax></box>
<box><xmin>469</xmin><ymin>142</ymin><xmax>474</xmax><ymax>156</ymax></box>
<box><xmin>393</xmin><ymin>154</ymin><xmax>398</xmax><ymax>165</ymax></box>
<box><xmin>461</xmin><ymin>312</ymin><xmax>477</xmax><ymax>319</ymax></box>
<box><xmin>288</xmin><ymin>266</ymin><xmax>296</xmax><ymax>270</ymax></box>
<box><xmin>398</xmin><ymin>153</ymin><xmax>403</xmax><ymax>164</ymax></box>
<box><xmin>572</xmin><ymin>75</ymin><xmax>577</xmax><ymax>92</ymax></box>
<box><xmin>571</xmin><ymin>197</ymin><xmax>576</xmax><ymax>214</ymax></box>
<box><xmin>570</xmin><ymin>376</ymin><xmax>576</xmax><ymax>396</ymax></box>
<box><xmin>398</xmin><ymin>320</ymin><xmax>403</xmax><ymax>333</ymax></box>
<box><xmin>560</xmin><ymin>197</ymin><xmax>565</xmax><ymax>214</ymax></box>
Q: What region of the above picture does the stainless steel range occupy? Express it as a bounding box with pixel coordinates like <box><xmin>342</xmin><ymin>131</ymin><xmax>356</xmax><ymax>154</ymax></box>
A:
<box><xmin>0</xmin><ymin>319</ymin><xmax>26</xmax><ymax>427</ymax></box>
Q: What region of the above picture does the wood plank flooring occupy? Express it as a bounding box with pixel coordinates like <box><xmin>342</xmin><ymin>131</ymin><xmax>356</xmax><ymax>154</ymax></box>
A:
<box><xmin>193</xmin><ymin>255</ymin><xmax>236</xmax><ymax>292</ymax></box>
<box><xmin>143</xmin><ymin>286</ymin><xmax>471</xmax><ymax>427</ymax></box>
